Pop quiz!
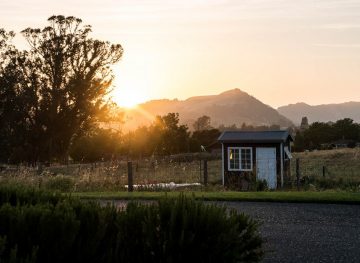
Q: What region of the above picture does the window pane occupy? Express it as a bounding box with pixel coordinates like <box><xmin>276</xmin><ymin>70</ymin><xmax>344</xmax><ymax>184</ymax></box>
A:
<box><xmin>240</xmin><ymin>148</ymin><xmax>252</xmax><ymax>170</ymax></box>
<box><xmin>229</xmin><ymin>148</ymin><xmax>240</xmax><ymax>170</ymax></box>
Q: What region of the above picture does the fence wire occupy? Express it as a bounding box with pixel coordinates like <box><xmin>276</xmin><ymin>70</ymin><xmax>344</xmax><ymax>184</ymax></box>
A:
<box><xmin>1</xmin><ymin>150</ymin><xmax>359</xmax><ymax>191</ymax></box>
<box><xmin>0</xmin><ymin>158</ymin><xmax>223</xmax><ymax>191</ymax></box>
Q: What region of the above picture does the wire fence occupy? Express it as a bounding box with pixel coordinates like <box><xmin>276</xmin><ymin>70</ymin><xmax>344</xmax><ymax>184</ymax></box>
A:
<box><xmin>290</xmin><ymin>157</ymin><xmax>360</xmax><ymax>186</ymax></box>
<box><xmin>0</xmin><ymin>158</ymin><xmax>223</xmax><ymax>192</ymax></box>
<box><xmin>1</xmin><ymin>149</ymin><xmax>359</xmax><ymax>191</ymax></box>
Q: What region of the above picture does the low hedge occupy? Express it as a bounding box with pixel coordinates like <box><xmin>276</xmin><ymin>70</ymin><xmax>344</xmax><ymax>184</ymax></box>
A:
<box><xmin>0</xmin><ymin>184</ymin><xmax>63</xmax><ymax>206</ymax></box>
<box><xmin>0</xmin><ymin>186</ymin><xmax>263</xmax><ymax>262</ymax></box>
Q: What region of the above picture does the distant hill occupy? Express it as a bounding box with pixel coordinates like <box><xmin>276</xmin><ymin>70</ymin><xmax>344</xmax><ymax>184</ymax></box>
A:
<box><xmin>120</xmin><ymin>89</ymin><xmax>293</xmax><ymax>131</ymax></box>
<box><xmin>278</xmin><ymin>102</ymin><xmax>360</xmax><ymax>125</ymax></box>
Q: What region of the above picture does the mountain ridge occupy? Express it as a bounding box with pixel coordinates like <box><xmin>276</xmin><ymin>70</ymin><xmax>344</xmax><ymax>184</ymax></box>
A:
<box><xmin>120</xmin><ymin>88</ymin><xmax>293</xmax><ymax>131</ymax></box>
<box><xmin>278</xmin><ymin>101</ymin><xmax>360</xmax><ymax>124</ymax></box>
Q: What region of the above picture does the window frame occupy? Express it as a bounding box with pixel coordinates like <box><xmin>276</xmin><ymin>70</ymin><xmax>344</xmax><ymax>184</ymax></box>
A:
<box><xmin>227</xmin><ymin>147</ymin><xmax>253</xmax><ymax>171</ymax></box>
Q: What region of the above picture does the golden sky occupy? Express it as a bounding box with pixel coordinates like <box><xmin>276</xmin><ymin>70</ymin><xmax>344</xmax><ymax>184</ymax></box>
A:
<box><xmin>1</xmin><ymin>0</ymin><xmax>360</xmax><ymax>108</ymax></box>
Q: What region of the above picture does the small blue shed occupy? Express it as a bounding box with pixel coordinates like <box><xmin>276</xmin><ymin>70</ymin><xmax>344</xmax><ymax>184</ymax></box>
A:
<box><xmin>218</xmin><ymin>130</ymin><xmax>293</xmax><ymax>189</ymax></box>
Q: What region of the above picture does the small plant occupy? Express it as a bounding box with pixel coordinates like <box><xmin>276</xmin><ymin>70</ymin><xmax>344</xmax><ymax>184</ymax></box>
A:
<box><xmin>256</xmin><ymin>179</ymin><xmax>268</xmax><ymax>191</ymax></box>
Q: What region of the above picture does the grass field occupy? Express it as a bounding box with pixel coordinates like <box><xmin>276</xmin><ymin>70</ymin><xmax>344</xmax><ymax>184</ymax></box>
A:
<box><xmin>0</xmin><ymin>159</ymin><xmax>222</xmax><ymax>192</ymax></box>
<box><xmin>292</xmin><ymin>148</ymin><xmax>360</xmax><ymax>177</ymax></box>
<box><xmin>1</xmin><ymin>148</ymin><xmax>359</xmax><ymax>192</ymax></box>
<box><xmin>291</xmin><ymin>148</ymin><xmax>360</xmax><ymax>190</ymax></box>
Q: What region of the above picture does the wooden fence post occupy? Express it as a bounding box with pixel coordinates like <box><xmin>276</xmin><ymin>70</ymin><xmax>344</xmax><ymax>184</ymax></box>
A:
<box><xmin>199</xmin><ymin>160</ymin><xmax>202</xmax><ymax>183</ymax></box>
<box><xmin>127</xmin><ymin>161</ymin><xmax>133</xmax><ymax>192</ymax></box>
<box><xmin>37</xmin><ymin>162</ymin><xmax>43</xmax><ymax>175</ymax></box>
<box><xmin>203</xmin><ymin>160</ymin><xmax>208</xmax><ymax>186</ymax></box>
<box><xmin>296</xmin><ymin>158</ymin><xmax>300</xmax><ymax>191</ymax></box>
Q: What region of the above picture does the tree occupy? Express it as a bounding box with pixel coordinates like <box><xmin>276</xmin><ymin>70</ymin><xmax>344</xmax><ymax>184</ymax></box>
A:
<box><xmin>118</xmin><ymin>113</ymin><xmax>191</xmax><ymax>158</ymax></box>
<box><xmin>0</xmin><ymin>16</ymin><xmax>123</xmax><ymax>163</ymax></box>
<box><xmin>0</xmin><ymin>29</ymin><xmax>34</xmax><ymax>162</ymax></box>
<box><xmin>302</xmin><ymin>122</ymin><xmax>334</xmax><ymax>149</ymax></box>
<box><xmin>69</xmin><ymin>127</ymin><xmax>122</xmax><ymax>162</ymax></box>
<box><xmin>333</xmin><ymin>118</ymin><xmax>359</xmax><ymax>141</ymax></box>
<box><xmin>193</xmin><ymin>115</ymin><xmax>212</xmax><ymax>131</ymax></box>
<box><xmin>300</xmin><ymin>116</ymin><xmax>309</xmax><ymax>131</ymax></box>
<box><xmin>190</xmin><ymin>129</ymin><xmax>221</xmax><ymax>152</ymax></box>
<box><xmin>154</xmin><ymin>113</ymin><xmax>190</xmax><ymax>155</ymax></box>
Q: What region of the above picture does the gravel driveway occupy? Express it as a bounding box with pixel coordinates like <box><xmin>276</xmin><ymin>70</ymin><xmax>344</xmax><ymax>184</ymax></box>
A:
<box><xmin>220</xmin><ymin>202</ymin><xmax>360</xmax><ymax>263</ymax></box>
<box><xmin>105</xmin><ymin>200</ymin><xmax>360</xmax><ymax>262</ymax></box>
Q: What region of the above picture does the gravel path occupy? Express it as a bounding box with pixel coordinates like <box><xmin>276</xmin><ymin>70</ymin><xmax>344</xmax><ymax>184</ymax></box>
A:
<box><xmin>220</xmin><ymin>202</ymin><xmax>360</xmax><ymax>263</ymax></box>
<box><xmin>105</xmin><ymin>200</ymin><xmax>360</xmax><ymax>262</ymax></box>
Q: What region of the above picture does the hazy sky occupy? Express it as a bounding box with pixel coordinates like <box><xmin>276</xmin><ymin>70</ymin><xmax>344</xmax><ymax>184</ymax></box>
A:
<box><xmin>1</xmin><ymin>0</ymin><xmax>360</xmax><ymax>107</ymax></box>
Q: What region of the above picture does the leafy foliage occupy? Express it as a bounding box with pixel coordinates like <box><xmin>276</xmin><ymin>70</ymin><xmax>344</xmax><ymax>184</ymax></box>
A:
<box><xmin>294</xmin><ymin>118</ymin><xmax>360</xmax><ymax>151</ymax></box>
<box><xmin>0</xmin><ymin>16</ymin><xmax>123</xmax><ymax>164</ymax></box>
<box><xmin>190</xmin><ymin>128</ymin><xmax>221</xmax><ymax>152</ymax></box>
<box><xmin>70</xmin><ymin>127</ymin><xmax>122</xmax><ymax>162</ymax></box>
<box><xmin>0</xmin><ymin>186</ymin><xmax>263</xmax><ymax>263</ymax></box>
<box><xmin>193</xmin><ymin>115</ymin><xmax>212</xmax><ymax>131</ymax></box>
<box><xmin>0</xmin><ymin>184</ymin><xmax>63</xmax><ymax>207</ymax></box>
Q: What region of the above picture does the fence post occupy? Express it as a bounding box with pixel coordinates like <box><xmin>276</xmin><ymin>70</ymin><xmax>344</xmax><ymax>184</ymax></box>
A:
<box><xmin>296</xmin><ymin>158</ymin><xmax>300</xmax><ymax>191</ymax></box>
<box><xmin>203</xmin><ymin>159</ymin><xmax>208</xmax><ymax>186</ymax></box>
<box><xmin>199</xmin><ymin>160</ymin><xmax>202</xmax><ymax>183</ymax></box>
<box><xmin>322</xmin><ymin>166</ymin><xmax>326</xmax><ymax>178</ymax></box>
<box><xmin>127</xmin><ymin>161</ymin><xmax>133</xmax><ymax>192</ymax></box>
<box><xmin>37</xmin><ymin>162</ymin><xmax>43</xmax><ymax>175</ymax></box>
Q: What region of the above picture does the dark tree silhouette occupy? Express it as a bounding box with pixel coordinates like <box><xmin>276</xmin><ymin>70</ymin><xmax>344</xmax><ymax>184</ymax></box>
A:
<box><xmin>0</xmin><ymin>16</ymin><xmax>123</xmax><ymax>163</ymax></box>
<box><xmin>293</xmin><ymin>118</ymin><xmax>360</xmax><ymax>151</ymax></box>
<box><xmin>190</xmin><ymin>129</ymin><xmax>221</xmax><ymax>152</ymax></box>
<box><xmin>193</xmin><ymin>115</ymin><xmax>212</xmax><ymax>131</ymax></box>
<box><xmin>154</xmin><ymin>113</ymin><xmax>190</xmax><ymax>155</ymax></box>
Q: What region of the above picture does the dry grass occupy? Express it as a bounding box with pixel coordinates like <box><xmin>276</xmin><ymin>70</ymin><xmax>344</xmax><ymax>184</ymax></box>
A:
<box><xmin>1</xmin><ymin>148</ymin><xmax>359</xmax><ymax>192</ymax></box>
<box><xmin>0</xmin><ymin>159</ymin><xmax>223</xmax><ymax>192</ymax></box>
<box><xmin>291</xmin><ymin>148</ymin><xmax>360</xmax><ymax>190</ymax></box>
<box><xmin>292</xmin><ymin>148</ymin><xmax>360</xmax><ymax>178</ymax></box>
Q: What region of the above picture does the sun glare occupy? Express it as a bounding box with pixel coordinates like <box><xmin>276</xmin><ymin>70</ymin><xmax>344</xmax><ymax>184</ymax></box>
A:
<box><xmin>111</xmin><ymin>64</ymin><xmax>150</xmax><ymax>108</ymax></box>
<box><xmin>112</xmin><ymin>87</ymin><xmax>147</xmax><ymax>108</ymax></box>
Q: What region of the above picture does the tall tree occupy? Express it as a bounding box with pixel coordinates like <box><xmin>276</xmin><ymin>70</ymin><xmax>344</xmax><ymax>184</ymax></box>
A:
<box><xmin>0</xmin><ymin>29</ymin><xmax>35</xmax><ymax>162</ymax></box>
<box><xmin>333</xmin><ymin>118</ymin><xmax>359</xmax><ymax>141</ymax></box>
<box><xmin>190</xmin><ymin>129</ymin><xmax>221</xmax><ymax>152</ymax></box>
<box><xmin>154</xmin><ymin>113</ymin><xmax>190</xmax><ymax>155</ymax></box>
<box><xmin>0</xmin><ymin>16</ymin><xmax>123</xmax><ymax>163</ymax></box>
<box><xmin>193</xmin><ymin>115</ymin><xmax>212</xmax><ymax>131</ymax></box>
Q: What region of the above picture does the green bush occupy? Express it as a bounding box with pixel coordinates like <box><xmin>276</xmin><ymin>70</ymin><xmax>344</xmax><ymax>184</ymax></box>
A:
<box><xmin>0</xmin><ymin>187</ymin><xmax>263</xmax><ymax>263</ymax></box>
<box><xmin>251</xmin><ymin>179</ymin><xmax>268</xmax><ymax>191</ymax></box>
<box><xmin>135</xmin><ymin>196</ymin><xmax>264</xmax><ymax>262</ymax></box>
<box><xmin>0</xmin><ymin>184</ymin><xmax>63</xmax><ymax>207</ymax></box>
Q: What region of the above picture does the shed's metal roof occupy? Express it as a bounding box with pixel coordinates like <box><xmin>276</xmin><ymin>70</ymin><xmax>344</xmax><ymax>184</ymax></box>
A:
<box><xmin>218</xmin><ymin>130</ymin><xmax>293</xmax><ymax>143</ymax></box>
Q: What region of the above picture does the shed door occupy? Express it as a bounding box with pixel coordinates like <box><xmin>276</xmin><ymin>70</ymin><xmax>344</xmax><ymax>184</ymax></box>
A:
<box><xmin>256</xmin><ymin>148</ymin><xmax>277</xmax><ymax>189</ymax></box>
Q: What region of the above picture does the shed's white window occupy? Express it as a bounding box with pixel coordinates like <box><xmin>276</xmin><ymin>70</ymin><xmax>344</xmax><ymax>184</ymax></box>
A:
<box><xmin>228</xmin><ymin>147</ymin><xmax>253</xmax><ymax>171</ymax></box>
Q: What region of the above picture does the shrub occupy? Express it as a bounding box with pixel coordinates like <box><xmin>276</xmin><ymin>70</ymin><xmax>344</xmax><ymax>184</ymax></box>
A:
<box><xmin>137</xmin><ymin>196</ymin><xmax>263</xmax><ymax>262</ymax></box>
<box><xmin>0</xmin><ymin>187</ymin><xmax>263</xmax><ymax>263</ymax></box>
<box><xmin>0</xmin><ymin>184</ymin><xmax>63</xmax><ymax>207</ymax></box>
<box><xmin>251</xmin><ymin>179</ymin><xmax>268</xmax><ymax>191</ymax></box>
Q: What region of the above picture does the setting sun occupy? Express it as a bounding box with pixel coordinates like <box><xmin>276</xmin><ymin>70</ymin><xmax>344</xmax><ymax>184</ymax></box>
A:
<box><xmin>111</xmin><ymin>62</ymin><xmax>150</xmax><ymax>108</ymax></box>
<box><xmin>111</xmin><ymin>86</ymin><xmax>147</xmax><ymax>108</ymax></box>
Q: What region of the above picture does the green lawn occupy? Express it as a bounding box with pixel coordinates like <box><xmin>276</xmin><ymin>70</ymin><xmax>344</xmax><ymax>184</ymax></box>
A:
<box><xmin>72</xmin><ymin>191</ymin><xmax>360</xmax><ymax>204</ymax></box>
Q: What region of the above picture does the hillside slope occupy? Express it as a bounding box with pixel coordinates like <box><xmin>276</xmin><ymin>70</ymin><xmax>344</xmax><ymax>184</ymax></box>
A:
<box><xmin>278</xmin><ymin>102</ymin><xmax>360</xmax><ymax>124</ymax></box>
<box><xmin>121</xmin><ymin>89</ymin><xmax>293</xmax><ymax>130</ymax></box>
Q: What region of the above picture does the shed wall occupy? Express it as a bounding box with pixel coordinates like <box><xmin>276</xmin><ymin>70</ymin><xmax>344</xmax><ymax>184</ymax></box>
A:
<box><xmin>222</xmin><ymin>140</ymin><xmax>291</xmax><ymax>189</ymax></box>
